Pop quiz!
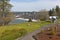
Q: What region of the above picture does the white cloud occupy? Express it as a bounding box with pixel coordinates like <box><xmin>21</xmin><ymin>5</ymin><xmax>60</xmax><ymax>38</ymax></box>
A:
<box><xmin>10</xmin><ymin>0</ymin><xmax>60</xmax><ymax>12</ymax></box>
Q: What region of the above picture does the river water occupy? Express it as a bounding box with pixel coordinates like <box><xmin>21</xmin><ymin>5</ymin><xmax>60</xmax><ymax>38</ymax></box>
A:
<box><xmin>9</xmin><ymin>18</ymin><xmax>37</xmax><ymax>24</ymax></box>
<box><xmin>9</xmin><ymin>18</ymin><xmax>27</xmax><ymax>24</ymax></box>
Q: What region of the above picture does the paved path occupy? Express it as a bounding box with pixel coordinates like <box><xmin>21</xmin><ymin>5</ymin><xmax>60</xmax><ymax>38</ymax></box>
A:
<box><xmin>16</xmin><ymin>24</ymin><xmax>55</xmax><ymax>40</ymax></box>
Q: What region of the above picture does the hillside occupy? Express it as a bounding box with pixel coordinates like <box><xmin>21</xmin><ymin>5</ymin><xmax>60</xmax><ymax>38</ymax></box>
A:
<box><xmin>0</xmin><ymin>21</ymin><xmax>51</xmax><ymax>40</ymax></box>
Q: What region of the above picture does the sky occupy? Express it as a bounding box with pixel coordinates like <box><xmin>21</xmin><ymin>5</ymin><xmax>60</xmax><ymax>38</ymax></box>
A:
<box><xmin>10</xmin><ymin>0</ymin><xmax>60</xmax><ymax>12</ymax></box>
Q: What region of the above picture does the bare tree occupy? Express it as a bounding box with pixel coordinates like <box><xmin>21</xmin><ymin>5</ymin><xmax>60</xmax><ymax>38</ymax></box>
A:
<box><xmin>38</xmin><ymin>9</ymin><xmax>49</xmax><ymax>21</ymax></box>
<box><xmin>0</xmin><ymin>0</ymin><xmax>14</xmax><ymax>26</ymax></box>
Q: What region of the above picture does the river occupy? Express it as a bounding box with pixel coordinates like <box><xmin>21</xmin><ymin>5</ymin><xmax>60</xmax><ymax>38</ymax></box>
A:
<box><xmin>9</xmin><ymin>18</ymin><xmax>37</xmax><ymax>24</ymax></box>
<box><xmin>9</xmin><ymin>18</ymin><xmax>27</xmax><ymax>24</ymax></box>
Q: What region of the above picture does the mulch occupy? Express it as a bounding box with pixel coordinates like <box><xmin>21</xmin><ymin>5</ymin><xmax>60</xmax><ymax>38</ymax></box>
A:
<box><xmin>33</xmin><ymin>24</ymin><xmax>60</xmax><ymax>40</ymax></box>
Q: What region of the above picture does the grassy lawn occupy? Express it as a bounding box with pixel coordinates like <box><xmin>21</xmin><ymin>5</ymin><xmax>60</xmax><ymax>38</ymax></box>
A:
<box><xmin>0</xmin><ymin>21</ymin><xmax>51</xmax><ymax>40</ymax></box>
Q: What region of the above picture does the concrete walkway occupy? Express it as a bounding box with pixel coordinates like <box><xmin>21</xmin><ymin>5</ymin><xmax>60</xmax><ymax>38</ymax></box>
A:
<box><xmin>16</xmin><ymin>24</ymin><xmax>54</xmax><ymax>40</ymax></box>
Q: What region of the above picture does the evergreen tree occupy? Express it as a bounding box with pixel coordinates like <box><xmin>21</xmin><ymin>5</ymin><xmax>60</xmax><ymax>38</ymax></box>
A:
<box><xmin>49</xmin><ymin>8</ymin><xmax>56</xmax><ymax>16</ymax></box>
<box><xmin>52</xmin><ymin>8</ymin><xmax>55</xmax><ymax>16</ymax></box>
<box><xmin>49</xmin><ymin>9</ymin><xmax>53</xmax><ymax>16</ymax></box>
<box><xmin>55</xmin><ymin>5</ymin><xmax>60</xmax><ymax>18</ymax></box>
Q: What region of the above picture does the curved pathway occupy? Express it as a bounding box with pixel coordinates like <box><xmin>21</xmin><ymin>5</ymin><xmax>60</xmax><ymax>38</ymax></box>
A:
<box><xmin>16</xmin><ymin>24</ymin><xmax>56</xmax><ymax>40</ymax></box>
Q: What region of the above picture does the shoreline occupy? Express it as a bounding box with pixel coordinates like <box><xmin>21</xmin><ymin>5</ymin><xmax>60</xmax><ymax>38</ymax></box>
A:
<box><xmin>16</xmin><ymin>18</ymin><xmax>37</xmax><ymax>22</ymax></box>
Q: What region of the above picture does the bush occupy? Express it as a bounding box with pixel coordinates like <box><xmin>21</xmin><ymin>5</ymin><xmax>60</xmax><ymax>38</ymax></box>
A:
<box><xmin>50</xmin><ymin>27</ymin><xmax>55</xmax><ymax>35</ymax></box>
<box><xmin>46</xmin><ymin>20</ymin><xmax>51</xmax><ymax>23</ymax></box>
<box><xmin>28</xmin><ymin>18</ymin><xmax>32</xmax><ymax>22</ymax></box>
<box><xmin>40</xmin><ymin>30</ymin><xmax>44</xmax><ymax>34</ymax></box>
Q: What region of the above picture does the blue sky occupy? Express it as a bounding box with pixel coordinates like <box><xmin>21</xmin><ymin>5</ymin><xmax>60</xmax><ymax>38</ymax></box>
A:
<box><xmin>10</xmin><ymin>0</ymin><xmax>60</xmax><ymax>12</ymax></box>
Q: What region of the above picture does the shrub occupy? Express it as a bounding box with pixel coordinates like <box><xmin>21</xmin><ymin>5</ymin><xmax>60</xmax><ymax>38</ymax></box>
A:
<box><xmin>28</xmin><ymin>18</ymin><xmax>32</xmax><ymax>22</ymax></box>
<box><xmin>40</xmin><ymin>30</ymin><xmax>44</xmax><ymax>34</ymax></box>
<box><xmin>46</xmin><ymin>20</ymin><xmax>51</xmax><ymax>23</ymax></box>
<box><xmin>50</xmin><ymin>27</ymin><xmax>55</xmax><ymax>35</ymax></box>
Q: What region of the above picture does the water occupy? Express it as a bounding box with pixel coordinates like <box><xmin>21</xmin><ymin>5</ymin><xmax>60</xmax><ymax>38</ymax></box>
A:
<box><xmin>9</xmin><ymin>18</ymin><xmax>37</xmax><ymax>24</ymax></box>
<box><xmin>9</xmin><ymin>19</ymin><xmax>27</xmax><ymax>24</ymax></box>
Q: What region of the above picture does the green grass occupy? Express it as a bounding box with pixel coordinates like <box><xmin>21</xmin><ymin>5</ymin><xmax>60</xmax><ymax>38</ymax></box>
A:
<box><xmin>0</xmin><ymin>21</ymin><xmax>51</xmax><ymax>40</ymax></box>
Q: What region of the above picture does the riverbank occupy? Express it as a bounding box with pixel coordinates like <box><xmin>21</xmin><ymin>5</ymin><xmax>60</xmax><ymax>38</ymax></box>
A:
<box><xmin>16</xmin><ymin>18</ymin><xmax>37</xmax><ymax>22</ymax></box>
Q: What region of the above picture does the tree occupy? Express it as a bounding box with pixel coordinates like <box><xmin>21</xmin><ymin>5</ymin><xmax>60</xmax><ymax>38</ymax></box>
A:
<box><xmin>55</xmin><ymin>5</ymin><xmax>60</xmax><ymax>13</ymax></box>
<box><xmin>49</xmin><ymin>8</ymin><xmax>57</xmax><ymax>16</ymax></box>
<box><xmin>49</xmin><ymin>9</ymin><xmax>53</xmax><ymax>16</ymax></box>
<box><xmin>38</xmin><ymin>10</ymin><xmax>49</xmax><ymax>21</ymax></box>
<box><xmin>55</xmin><ymin>5</ymin><xmax>60</xmax><ymax>18</ymax></box>
<box><xmin>0</xmin><ymin>0</ymin><xmax>14</xmax><ymax>26</ymax></box>
<box><xmin>52</xmin><ymin>8</ymin><xmax>56</xmax><ymax>16</ymax></box>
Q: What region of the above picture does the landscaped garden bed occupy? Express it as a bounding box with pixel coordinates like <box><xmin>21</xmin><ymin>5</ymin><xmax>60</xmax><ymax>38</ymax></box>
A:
<box><xmin>33</xmin><ymin>24</ymin><xmax>60</xmax><ymax>40</ymax></box>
